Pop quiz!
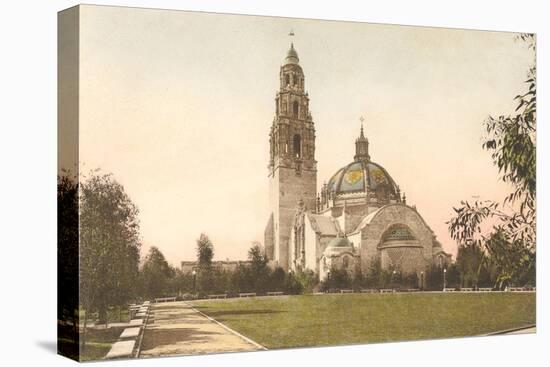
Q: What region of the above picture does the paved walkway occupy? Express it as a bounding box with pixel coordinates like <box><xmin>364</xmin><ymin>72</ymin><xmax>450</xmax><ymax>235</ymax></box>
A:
<box><xmin>138</xmin><ymin>301</ymin><xmax>263</xmax><ymax>358</ymax></box>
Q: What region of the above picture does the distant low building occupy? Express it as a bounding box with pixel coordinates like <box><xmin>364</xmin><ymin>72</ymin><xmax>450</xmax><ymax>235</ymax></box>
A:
<box><xmin>180</xmin><ymin>260</ymin><xmax>253</xmax><ymax>273</ymax></box>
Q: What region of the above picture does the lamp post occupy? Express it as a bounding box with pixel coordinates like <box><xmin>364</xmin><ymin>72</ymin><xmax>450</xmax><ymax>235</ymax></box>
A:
<box><xmin>392</xmin><ymin>270</ymin><xmax>396</xmax><ymax>289</ymax></box>
<box><xmin>443</xmin><ymin>268</ymin><xmax>447</xmax><ymax>291</ymax></box>
<box><xmin>192</xmin><ymin>269</ymin><xmax>197</xmax><ymax>294</ymax></box>
<box><xmin>420</xmin><ymin>271</ymin><xmax>424</xmax><ymax>291</ymax></box>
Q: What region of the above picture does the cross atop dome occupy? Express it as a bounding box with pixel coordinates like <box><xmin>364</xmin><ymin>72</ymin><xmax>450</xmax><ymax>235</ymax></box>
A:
<box><xmin>359</xmin><ymin>116</ymin><xmax>366</xmax><ymax>139</ymax></box>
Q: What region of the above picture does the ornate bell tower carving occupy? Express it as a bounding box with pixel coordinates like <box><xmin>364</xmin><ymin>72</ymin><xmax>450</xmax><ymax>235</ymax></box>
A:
<box><xmin>265</xmin><ymin>41</ymin><xmax>317</xmax><ymax>269</ymax></box>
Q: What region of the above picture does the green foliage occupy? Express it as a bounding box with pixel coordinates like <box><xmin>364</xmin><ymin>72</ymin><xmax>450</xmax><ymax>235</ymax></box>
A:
<box><xmin>57</xmin><ymin>171</ymin><xmax>80</xmax><ymax>348</ymax></box>
<box><xmin>424</xmin><ymin>265</ymin><xmax>441</xmax><ymax>290</ymax></box>
<box><xmin>445</xmin><ymin>263</ymin><xmax>461</xmax><ymax>289</ymax></box>
<box><xmin>247</xmin><ymin>242</ymin><xmax>270</xmax><ymax>293</ymax></box>
<box><xmin>320</xmin><ymin>267</ymin><xmax>351</xmax><ymax>291</ymax></box>
<box><xmin>448</xmin><ymin>34</ymin><xmax>536</xmax><ymax>287</ymax></box>
<box><xmin>196</xmin><ymin>233</ymin><xmax>214</xmax><ymax>267</ymax></box>
<box><xmin>285</xmin><ymin>270</ymin><xmax>305</xmax><ymax>295</ymax></box>
<box><xmin>268</xmin><ymin>267</ymin><xmax>287</xmax><ymax>292</ymax></box>
<box><xmin>485</xmin><ymin>229</ymin><xmax>536</xmax><ymax>289</ymax></box>
<box><xmin>196</xmin><ymin>233</ymin><xmax>215</xmax><ymax>294</ymax></box>
<box><xmin>455</xmin><ymin>242</ymin><xmax>487</xmax><ymax>288</ymax></box>
<box><xmin>140</xmin><ymin>246</ymin><xmax>175</xmax><ymax>298</ymax></box>
<box><xmin>294</xmin><ymin>268</ymin><xmax>319</xmax><ymax>294</ymax></box>
<box><xmin>79</xmin><ymin>171</ymin><xmax>141</xmax><ymax>327</ymax></box>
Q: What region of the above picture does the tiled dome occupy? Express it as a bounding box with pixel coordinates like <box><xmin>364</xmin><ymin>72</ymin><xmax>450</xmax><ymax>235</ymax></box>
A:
<box><xmin>327</xmin><ymin>160</ymin><xmax>399</xmax><ymax>198</ymax></box>
<box><xmin>285</xmin><ymin>43</ymin><xmax>299</xmax><ymax>64</ymax></box>
<box><xmin>327</xmin><ymin>236</ymin><xmax>352</xmax><ymax>248</ymax></box>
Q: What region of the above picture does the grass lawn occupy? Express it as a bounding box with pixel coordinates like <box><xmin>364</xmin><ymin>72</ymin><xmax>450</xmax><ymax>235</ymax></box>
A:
<box><xmin>194</xmin><ymin>293</ymin><xmax>535</xmax><ymax>349</ymax></box>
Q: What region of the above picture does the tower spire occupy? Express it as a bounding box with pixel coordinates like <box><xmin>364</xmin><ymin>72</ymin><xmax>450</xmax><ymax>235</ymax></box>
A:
<box><xmin>354</xmin><ymin>115</ymin><xmax>370</xmax><ymax>162</ymax></box>
<box><xmin>284</xmin><ymin>29</ymin><xmax>299</xmax><ymax>65</ymax></box>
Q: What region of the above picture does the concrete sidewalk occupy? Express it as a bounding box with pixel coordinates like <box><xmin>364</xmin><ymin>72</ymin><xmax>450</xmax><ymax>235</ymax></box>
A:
<box><xmin>139</xmin><ymin>301</ymin><xmax>263</xmax><ymax>358</ymax></box>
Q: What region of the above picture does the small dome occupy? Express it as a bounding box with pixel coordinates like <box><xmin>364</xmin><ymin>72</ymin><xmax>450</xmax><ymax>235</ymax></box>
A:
<box><xmin>327</xmin><ymin>160</ymin><xmax>399</xmax><ymax>199</ymax></box>
<box><xmin>327</xmin><ymin>236</ymin><xmax>352</xmax><ymax>248</ymax></box>
<box><xmin>285</xmin><ymin>43</ymin><xmax>299</xmax><ymax>64</ymax></box>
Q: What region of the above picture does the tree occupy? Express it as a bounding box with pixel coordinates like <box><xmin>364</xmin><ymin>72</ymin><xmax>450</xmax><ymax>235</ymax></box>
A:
<box><xmin>425</xmin><ymin>265</ymin><xmax>444</xmax><ymax>291</ymax></box>
<box><xmin>248</xmin><ymin>242</ymin><xmax>269</xmax><ymax>293</ymax></box>
<box><xmin>485</xmin><ymin>229</ymin><xmax>536</xmax><ymax>289</ymax></box>
<box><xmin>455</xmin><ymin>242</ymin><xmax>487</xmax><ymax>289</ymax></box>
<box><xmin>285</xmin><ymin>270</ymin><xmax>305</xmax><ymax>295</ymax></box>
<box><xmin>140</xmin><ymin>246</ymin><xmax>175</xmax><ymax>299</ymax></box>
<box><xmin>293</xmin><ymin>268</ymin><xmax>318</xmax><ymax>294</ymax></box>
<box><xmin>321</xmin><ymin>266</ymin><xmax>350</xmax><ymax>291</ymax></box>
<box><xmin>445</xmin><ymin>263</ymin><xmax>461</xmax><ymax>290</ymax></box>
<box><xmin>57</xmin><ymin>171</ymin><xmax>79</xmax><ymax>356</ymax></box>
<box><xmin>196</xmin><ymin>233</ymin><xmax>214</xmax><ymax>267</ymax></box>
<box><xmin>79</xmin><ymin>171</ymin><xmax>141</xmax><ymax>348</ymax></box>
<box><xmin>268</xmin><ymin>267</ymin><xmax>287</xmax><ymax>292</ymax></box>
<box><xmin>448</xmin><ymin>34</ymin><xmax>536</xmax><ymax>285</ymax></box>
<box><xmin>196</xmin><ymin>233</ymin><xmax>214</xmax><ymax>294</ymax></box>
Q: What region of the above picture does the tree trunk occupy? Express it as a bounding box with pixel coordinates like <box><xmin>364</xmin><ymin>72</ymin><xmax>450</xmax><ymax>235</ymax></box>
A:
<box><xmin>98</xmin><ymin>303</ymin><xmax>108</xmax><ymax>328</ymax></box>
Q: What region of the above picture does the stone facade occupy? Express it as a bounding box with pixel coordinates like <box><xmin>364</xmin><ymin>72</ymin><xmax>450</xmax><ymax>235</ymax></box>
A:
<box><xmin>265</xmin><ymin>43</ymin><xmax>317</xmax><ymax>270</ymax></box>
<box><xmin>264</xmin><ymin>43</ymin><xmax>452</xmax><ymax>281</ymax></box>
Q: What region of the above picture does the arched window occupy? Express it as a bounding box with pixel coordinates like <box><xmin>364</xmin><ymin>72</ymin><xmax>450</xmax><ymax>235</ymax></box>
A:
<box><xmin>285</xmin><ymin>74</ymin><xmax>290</xmax><ymax>86</ymax></box>
<box><xmin>293</xmin><ymin>134</ymin><xmax>301</xmax><ymax>158</ymax></box>
<box><xmin>293</xmin><ymin>101</ymin><xmax>299</xmax><ymax>117</ymax></box>
<box><xmin>382</xmin><ymin>224</ymin><xmax>416</xmax><ymax>242</ymax></box>
<box><xmin>342</xmin><ymin>256</ymin><xmax>349</xmax><ymax>269</ymax></box>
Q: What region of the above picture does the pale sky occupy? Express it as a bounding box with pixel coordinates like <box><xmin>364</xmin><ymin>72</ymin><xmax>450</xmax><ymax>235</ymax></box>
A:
<box><xmin>72</xmin><ymin>5</ymin><xmax>533</xmax><ymax>266</ymax></box>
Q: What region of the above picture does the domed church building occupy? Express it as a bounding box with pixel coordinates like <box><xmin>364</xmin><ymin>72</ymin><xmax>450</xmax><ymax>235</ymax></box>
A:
<box><xmin>264</xmin><ymin>43</ymin><xmax>451</xmax><ymax>282</ymax></box>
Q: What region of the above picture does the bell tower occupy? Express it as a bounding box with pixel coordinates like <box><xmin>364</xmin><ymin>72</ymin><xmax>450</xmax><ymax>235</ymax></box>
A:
<box><xmin>264</xmin><ymin>42</ymin><xmax>317</xmax><ymax>269</ymax></box>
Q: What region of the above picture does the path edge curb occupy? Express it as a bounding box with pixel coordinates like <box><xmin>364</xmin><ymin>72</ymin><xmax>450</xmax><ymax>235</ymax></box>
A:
<box><xmin>185</xmin><ymin>302</ymin><xmax>268</xmax><ymax>351</ymax></box>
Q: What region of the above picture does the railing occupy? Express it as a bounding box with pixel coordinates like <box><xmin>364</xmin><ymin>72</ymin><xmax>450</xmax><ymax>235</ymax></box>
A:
<box><xmin>360</xmin><ymin>289</ymin><xmax>378</xmax><ymax>293</ymax></box>
<box><xmin>238</xmin><ymin>292</ymin><xmax>257</xmax><ymax>298</ymax></box>
<box><xmin>154</xmin><ymin>297</ymin><xmax>177</xmax><ymax>303</ymax></box>
<box><xmin>207</xmin><ymin>294</ymin><xmax>228</xmax><ymax>299</ymax></box>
